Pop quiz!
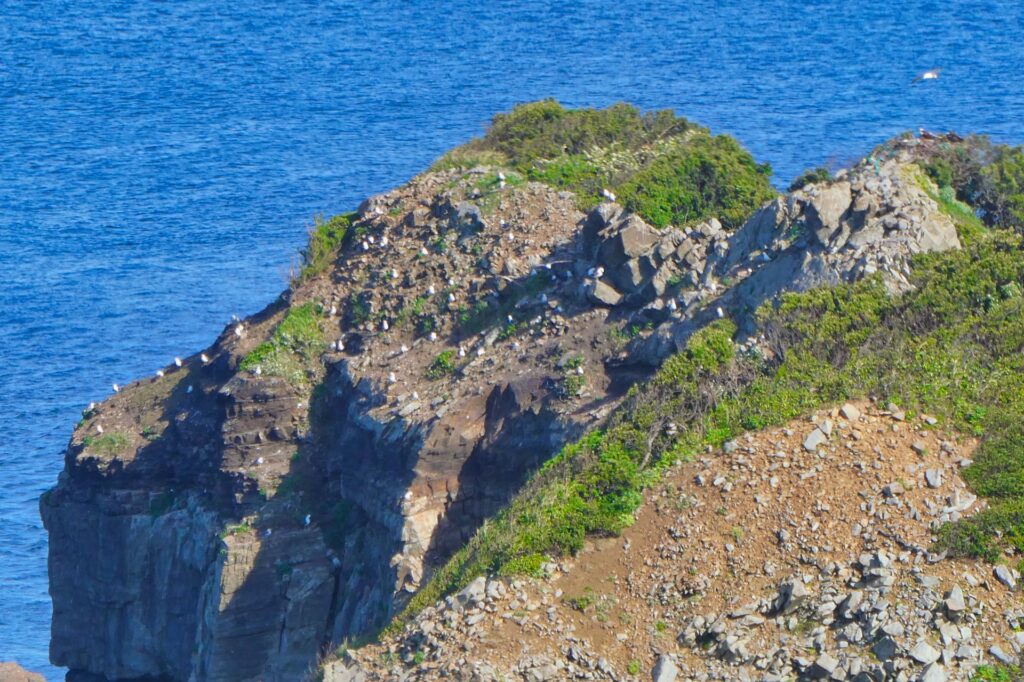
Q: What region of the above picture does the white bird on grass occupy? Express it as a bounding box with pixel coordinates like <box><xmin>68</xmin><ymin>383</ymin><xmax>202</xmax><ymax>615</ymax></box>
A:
<box><xmin>601</xmin><ymin>188</ymin><xmax>616</xmax><ymax>202</ymax></box>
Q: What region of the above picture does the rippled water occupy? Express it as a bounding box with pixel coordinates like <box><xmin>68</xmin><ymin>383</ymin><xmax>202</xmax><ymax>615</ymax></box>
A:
<box><xmin>2</xmin><ymin>1</ymin><xmax>1022</xmax><ymax>677</ymax></box>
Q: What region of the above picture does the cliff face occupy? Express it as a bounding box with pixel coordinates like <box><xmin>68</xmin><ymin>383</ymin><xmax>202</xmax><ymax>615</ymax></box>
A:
<box><xmin>42</xmin><ymin>133</ymin><xmax>962</xmax><ymax>681</ymax></box>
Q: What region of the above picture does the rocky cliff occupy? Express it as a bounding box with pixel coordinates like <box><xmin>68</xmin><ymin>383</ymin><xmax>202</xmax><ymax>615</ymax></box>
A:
<box><xmin>42</xmin><ymin>116</ymin><xmax>965</xmax><ymax>682</ymax></box>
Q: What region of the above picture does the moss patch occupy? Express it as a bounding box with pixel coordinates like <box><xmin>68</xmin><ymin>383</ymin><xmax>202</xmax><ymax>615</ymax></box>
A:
<box><xmin>239</xmin><ymin>302</ymin><xmax>326</xmax><ymax>385</ymax></box>
<box><xmin>298</xmin><ymin>212</ymin><xmax>359</xmax><ymax>281</ymax></box>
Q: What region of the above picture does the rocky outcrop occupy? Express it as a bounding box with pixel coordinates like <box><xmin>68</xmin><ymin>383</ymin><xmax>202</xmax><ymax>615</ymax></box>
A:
<box><xmin>42</xmin><ymin>145</ymin><xmax>966</xmax><ymax>681</ymax></box>
<box><xmin>329</xmin><ymin>404</ymin><xmax>1022</xmax><ymax>682</ymax></box>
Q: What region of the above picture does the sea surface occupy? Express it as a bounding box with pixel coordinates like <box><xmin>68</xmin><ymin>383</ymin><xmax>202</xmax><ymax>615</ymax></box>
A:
<box><xmin>1</xmin><ymin>1</ymin><xmax>1022</xmax><ymax>677</ymax></box>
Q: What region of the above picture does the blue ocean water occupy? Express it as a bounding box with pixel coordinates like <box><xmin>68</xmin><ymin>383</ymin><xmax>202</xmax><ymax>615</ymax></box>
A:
<box><xmin>1</xmin><ymin>1</ymin><xmax>1021</xmax><ymax>677</ymax></box>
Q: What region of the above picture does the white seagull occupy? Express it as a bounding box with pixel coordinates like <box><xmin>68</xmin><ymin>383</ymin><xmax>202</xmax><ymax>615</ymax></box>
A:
<box><xmin>112</xmin><ymin>383</ymin><xmax>120</xmax><ymax>393</ymax></box>
<box><xmin>381</xmin><ymin>319</ymin><xmax>389</xmax><ymax>331</ymax></box>
<box><xmin>912</xmin><ymin>68</ymin><xmax>941</xmax><ymax>83</ymax></box>
<box><xmin>174</xmin><ymin>357</ymin><xmax>183</xmax><ymax>367</ymax></box>
<box><xmin>427</xmin><ymin>285</ymin><xmax>436</xmax><ymax>295</ymax></box>
<box><xmin>96</xmin><ymin>424</ymin><xmax>104</xmax><ymax>434</ymax></box>
<box><xmin>200</xmin><ymin>353</ymin><xmax>209</xmax><ymax>364</ymax></box>
<box><xmin>156</xmin><ymin>369</ymin><xmax>165</xmax><ymax>378</ymax></box>
<box><xmin>601</xmin><ymin>188</ymin><xmax>616</xmax><ymax>202</ymax></box>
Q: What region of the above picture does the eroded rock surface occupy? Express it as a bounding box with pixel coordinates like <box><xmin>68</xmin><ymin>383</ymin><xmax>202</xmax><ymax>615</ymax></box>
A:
<box><xmin>43</xmin><ymin>145</ymin><xmax>967</xmax><ymax>680</ymax></box>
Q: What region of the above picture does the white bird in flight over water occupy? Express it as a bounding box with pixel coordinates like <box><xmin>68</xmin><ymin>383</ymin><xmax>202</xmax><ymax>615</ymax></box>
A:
<box><xmin>912</xmin><ymin>68</ymin><xmax>941</xmax><ymax>83</ymax></box>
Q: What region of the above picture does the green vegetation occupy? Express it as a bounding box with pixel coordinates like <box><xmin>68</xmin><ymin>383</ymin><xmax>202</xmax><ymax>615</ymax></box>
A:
<box><xmin>971</xmin><ymin>664</ymin><xmax>1023</xmax><ymax>682</ymax></box>
<box><xmin>559</xmin><ymin>355</ymin><xmax>586</xmax><ymax>398</ymax></box>
<box><xmin>627</xmin><ymin>660</ymin><xmax>641</xmax><ymax>675</ymax></box>
<box><xmin>788</xmin><ymin>166</ymin><xmax>833</xmax><ymax>191</ymax></box>
<box><xmin>617</xmin><ymin>134</ymin><xmax>775</xmax><ymax>229</ymax></box>
<box><xmin>81</xmin><ymin>432</ymin><xmax>129</xmax><ymax>456</ymax></box>
<box><xmin>916</xmin><ymin>135</ymin><xmax>1024</xmax><ymax>233</ymax></box>
<box><xmin>299</xmin><ymin>212</ymin><xmax>358</xmax><ymax>280</ymax></box>
<box><xmin>425</xmin><ymin>350</ymin><xmax>457</xmax><ymax>380</ymax></box>
<box><xmin>910</xmin><ymin>165</ymin><xmax>987</xmax><ymax>244</ymax></box>
<box><xmin>220</xmin><ymin>522</ymin><xmax>252</xmax><ymax>539</ymax></box>
<box><xmin>431</xmin><ymin>100</ymin><xmax>774</xmax><ymax>230</ymax></box>
<box><xmin>239</xmin><ymin>302</ymin><xmax>326</xmax><ymax>385</ymax></box>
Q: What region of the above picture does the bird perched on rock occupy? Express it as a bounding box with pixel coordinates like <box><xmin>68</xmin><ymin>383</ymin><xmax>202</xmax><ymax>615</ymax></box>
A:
<box><xmin>716</xmin><ymin>306</ymin><xmax>725</xmax><ymax>318</ymax></box>
<box><xmin>234</xmin><ymin>324</ymin><xmax>245</xmax><ymax>337</ymax></box>
<box><xmin>427</xmin><ymin>285</ymin><xmax>436</xmax><ymax>295</ymax></box>
<box><xmin>601</xmin><ymin>188</ymin><xmax>616</xmax><ymax>202</ymax></box>
<box><xmin>156</xmin><ymin>369</ymin><xmax>165</xmax><ymax>378</ymax></box>
<box><xmin>458</xmin><ymin>346</ymin><xmax>466</xmax><ymax>358</ymax></box>
<box><xmin>381</xmin><ymin>319</ymin><xmax>389</xmax><ymax>331</ymax></box>
<box><xmin>200</xmin><ymin>353</ymin><xmax>209</xmax><ymax>364</ymax></box>
<box><xmin>174</xmin><ymin>357</ymin><xmax>183</xmax><ymax>367</ymax></box>
<box><xmin>95</xmin><ymin>424</ymin><xmax>104</xmax><ymax>434</ymax></box>
<box><xmin>388</xmin><ymin>372</ymin><xmax>397</xmax><ymax>384</ymax></box>
<box><xmin>912</xmin><ymin>68</ymin><xmax>941</xmax><ymax>83</ymax></box>
<box><xmin>400</xmin><ymin>344</ymin><xmax>409</xmax><ymax>353</ymax></box>
<box><xmin>429</xmin><ymin>331</ymin><xmax>438</xmax><ymax>342</ymax></box>
<box><xmin>112</xmin><ymin>383</ymin><xmax>120</xmax><ymax>393</ymax></box>
<box><xmin>919</xmin><ymin>127</ymin><xmax>938</xmax><ymax>140</ymax></box>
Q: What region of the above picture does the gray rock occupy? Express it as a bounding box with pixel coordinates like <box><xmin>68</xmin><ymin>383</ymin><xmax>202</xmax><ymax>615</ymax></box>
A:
<box><xmin>909</xmin><ymin>641</ymin><xmax>940</xmax><ymax>665</ymax></box>
<box><xmin>808</xmin><ymin>653</ymin><xmax>839</xmax><ymax>678</ymax></box>
<box><xmin>918</xmin><ymin>663</ymin><xmax>948</xmax><ymax>682</ymax></box>
<box><xmin>872</xmin><ymin>637</ymin><xmax>899</xmax><ymax>661</ymax></box>
<box><xmin>457</xmin><ymin>576</ymin><xmax>487</xmax><ymax>607</ymax></box>
<box><xmin>840</xmin><ymin>403</ymin><xmax>862</xmax><ymax>422</ymax></box>
<box><xmin>805</xmin><ymin>181</ymin><xmax>852</xmax><ymax>245</ymax></box>
<box><xmin>924</xmin><ymin>468</ymin><xmax>942</xmax><ymax>488</ymax></box>
<box><xmin>944</xmin><ymin>585</ymin><xmax>965</xmax><ymax>618</ymax></box>
<box><xmin>803</xmin><ymin>428</ymin><xmax>828</xmax><ymax>452</ymax></box>
<box><xmin>990</xmin><ymin>645</ymin><xmax>1017</xmax><ymax>665</ymax></box>
<box><xmin>651</xmin><ymin>655</ymin><xmax>678</xmax><ymax>682</ymax></box>
<box><xmin>588</xmin><ymin>279</ymin><xmax>623</xmax><ymax>306</ymax></box>
<box><xmin>994</xmin><ymin>565</ymin><xmax>1018</xmax><ymax>590</ymax></box>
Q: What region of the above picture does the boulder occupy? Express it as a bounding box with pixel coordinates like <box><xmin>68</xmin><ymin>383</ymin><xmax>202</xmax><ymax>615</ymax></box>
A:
<box><xmin>651</xmin><ymin>655</ymin><xmax>678</xmax><ymax>682</ymax></box>
<box><xmin>588</xmin><ymin>279</ymin><xmax>623</xmax><ymax>307</ymax></box>
<box><xmin>804</xmin><ymin>181</ymin><xmax>852</xmax><ymax>246</ymax></box>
